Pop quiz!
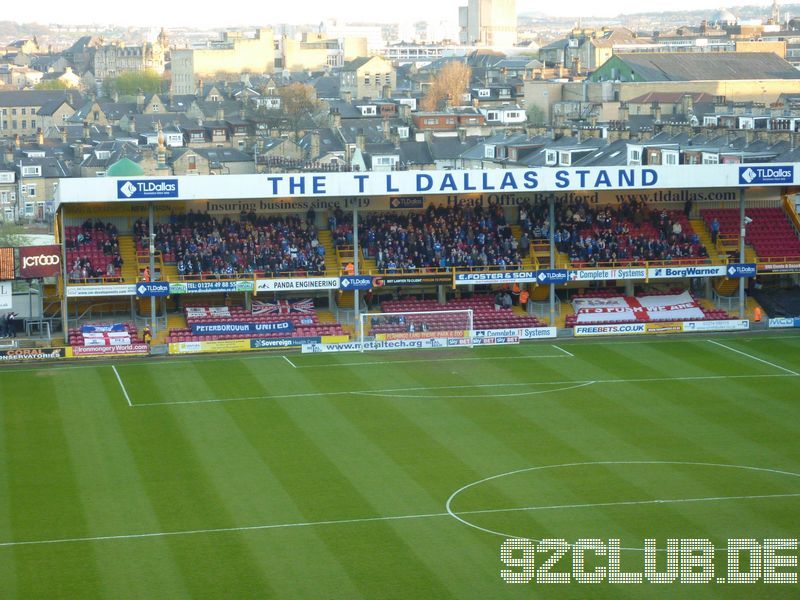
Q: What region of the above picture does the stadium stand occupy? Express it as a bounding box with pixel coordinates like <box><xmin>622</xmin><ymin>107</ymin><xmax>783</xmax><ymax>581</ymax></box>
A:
<box><xmin>701</xmin><ymin>207</ymin><xmax>800</xmax><ymax>259</ymax></box>
<box><xmin>336</xmin><ymin>205</ymin><xmax>521</xmax><ymax>272</ymax></box>
<box><xmin>332</xmin><ymin>199</ymin><xmax>709</xmax><ymax>272</ymax></box>
<box><xmin>65</xmin><ymin>221</ymin><xmax>124</xmax><ymax>282</ymax></box>
<box><xmin>529</xmin><ymin>199</ymin><xmax>707</xmax><ymax>267</ymax></box>
<box><xmin>165</xmin><ymin>302</ymin><xmax>348</xmax><ymax>343</ymax></box>
<box><xmin>374</xmin><ymin>296</ymin><xmax>546</xmax><ymax>333</ymax></box>
<box><xmin>134</xmin><ymin>212</ymin><xmax>327</xmax><ymax>277</ymax></box>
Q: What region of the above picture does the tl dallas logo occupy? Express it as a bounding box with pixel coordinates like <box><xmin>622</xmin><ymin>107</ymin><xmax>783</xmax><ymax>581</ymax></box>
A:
<box><xmin>117</xmin><ymin>179</ymin><xmax>179</xmax><ymax>199</ymax></box>
<box><xmin>739</xmin><ymin>166</ymin><xmax>794</xmax><ymax>185</ymax></box>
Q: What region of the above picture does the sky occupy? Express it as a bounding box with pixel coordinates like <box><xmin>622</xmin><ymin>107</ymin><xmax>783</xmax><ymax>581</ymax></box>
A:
<box><xmin>4</xmin><ymin>0</ymin><xmax>777</xmax><ymax>28</ymax></box>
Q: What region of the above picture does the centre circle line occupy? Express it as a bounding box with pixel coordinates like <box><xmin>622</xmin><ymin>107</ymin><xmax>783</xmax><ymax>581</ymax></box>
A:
<box><xmin>445</xmin><ymin>461</ymin><xmax>800</xmax><ymax>552</ymax></box>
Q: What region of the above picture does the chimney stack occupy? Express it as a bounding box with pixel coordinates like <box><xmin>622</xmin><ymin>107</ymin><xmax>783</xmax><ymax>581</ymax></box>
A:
<box><xmin>619</xmin><ymin>102</ymin><xmax>629</xmax><ymax>123</ymax></box>
<box><xmin>310</xmin><ymin>131</ymin><xmax>320</xmax><ymax>159</ymax></box>
<box><xmin>356</xmin><ymin>128</ymin><xmax>366</xmax><ymax>152</ymax></box>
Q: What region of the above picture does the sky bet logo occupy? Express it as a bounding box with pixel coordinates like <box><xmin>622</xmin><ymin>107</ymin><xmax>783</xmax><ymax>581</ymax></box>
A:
<box><xmin>739</xmin><ymin>166</ymin><xmax>794</xmax><ymax>185</ymax></box>
<box><xmin>117</xmin><ymin>179</ymin><xmax>179</xmax><ymax>199</ymax></box>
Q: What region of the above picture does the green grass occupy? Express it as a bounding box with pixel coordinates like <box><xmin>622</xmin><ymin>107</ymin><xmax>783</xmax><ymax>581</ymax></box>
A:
<box><xmin>0</xmin><ymin>333</ymin><xmax>799</xmax><ymax>598</ymax></box>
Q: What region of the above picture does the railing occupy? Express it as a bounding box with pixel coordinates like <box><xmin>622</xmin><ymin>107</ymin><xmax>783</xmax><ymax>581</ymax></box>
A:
<box><xmin>67</xmin><ymin>276</ymin><xmax>127</xmax><ymax>285</ymax></box>
<box><xmin>784</xmin><ymin>195</ymin><xmax>800</xmax><ymax>235</ymax></box>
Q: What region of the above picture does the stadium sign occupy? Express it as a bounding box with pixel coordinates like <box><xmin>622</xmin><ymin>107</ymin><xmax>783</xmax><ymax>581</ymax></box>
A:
<box><xmin>372</xmin><ymin>274</ymin><xmax>453</xmax><ymax>287</ymax></box>
<box><xmin>389</xmin><ymin>196</ymin><xmax>424</xmax><ymax>209</ymax></box>
<box><xmin>136</xmin><ymin>282</ymin><xmax>170</xmax><ymax>297</ymax></box>
<box><xmin>71</xmin><ymin>344</ymin><xmax>150</xmax><ymax>357</ymax></box>
<box><xmin>739</xmin><ymin>165</ymin><xmax>794</xmax><ymax>185</ymax></box>
<box><xmin>255</xmin><ymin>277</ymin><xmax>340</xmax><ymax>292</ymax></box>
<box><xmin>472</xmin><ymin>336</ymin><xmax>520</xmax><ymax>346</ymax></box>
<box><xmin>116</xmin><ymin>179</ymin><xmax>179</xmax><ymax>199</ymax></box>
<box><xmin>574</xmin><ymin>323</ymin><xmax>647</xmax><ymax>337</ymax></box>
<box><xmin>768</xmin><ymin>317</ymin><xmax>800</xmax><ymax>328</ymax></box>
<box><xmin>169</xmin><ymin>281</ymin><xmax>254</xmax><ymax>294</ymax></box>
<box><xmin>339</xmin><ymin>276</ymin><xmax>374</xmax><ymax>290</ymax></box>
<box><xmin>18</xmin><ymin>245</ymin><xmax>61</xmax><ymax>279</ymax></box>
<box><xmin>725</xmin><ymin>263</ymin><xmax>757</xmax><ymax>278</ymax></box>
<box><xmin>455</xmin><ymin>271</ymin><xmax>538</xmax><ymax>285</ymax></box>
<box><xmin>473</xmin><ymin>327</ymin><xmax>557</xmax><ymax>340</ymax></box>
<box><xmin>758</xmin><ymin>262</ymin><xmax>800</xmax><ymax>274</ymax></box>
<box><xmin>58</xmin><ymin>165</ymin><xmax>798</xmax><ymax>206</ymax></box>
<box><xmin>536</xmin><ymin>269</ymin><xmax>569</xmax><ymax>284</ymax></box>
<box><xmin>66</xmin><ymin>284</ymin><xmax>136</xmax><ymax>297</ymax></box>
<box><xmin>0</xmin><ymin>348</ymin><xmax>67</xmax><ymax>362</ymax></box>
<box><xmin>569</xmin><ymin>268</ymin><xmax>647</xmax><ymax>281</ymax></box>
<box><xmin>683</xmin><ymin>320</ymin><xmax>749</xmax><ymax>332</ymax></box>
<box><xmin>250</xmin><ymin>337</ymin><xmax>322</xmax><ymax>349</ymax></box>
<box><xmin>191</xmin><ymin>322</ymin><xmax>294</xmax><ymax>336</ymax></box>
<box><xmin>647</xmin><ymin>266</ymin><xmax>728</xmax><ymax>279</ymax></box>
<box><xmin>520</xmin><ymin>327</ymin><xmax>558</xmax><ymax>339</ymax></box>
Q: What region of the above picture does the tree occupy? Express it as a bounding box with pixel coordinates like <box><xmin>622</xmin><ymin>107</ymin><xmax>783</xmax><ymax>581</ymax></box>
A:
<box><xmin>103</xmin><ymin>70</ymin><xmax>163</xmax><ymax>98</ymax></box>
<box><xmin>526</xmin><ymin>105</ymin><xmax>547</xmax><ymax>126</ymax></box>
<box><xmin>35</xmin><ymin>80</ymin><xmax>71</xmax><ymax>90</ymax></box>
<box><xmin>420</xmin><ymin>62</ymin><xmax>472</xmax><ymax>112</ymax></box>
<box><xmin>278</xmin><ymin>83</ymin><xmax>321</xmax><ymax>138</ymax></box>
<box><xmin>0</xmin><ymin>222</ymin><xmax>25</xmax><ymax>247</ymax></box>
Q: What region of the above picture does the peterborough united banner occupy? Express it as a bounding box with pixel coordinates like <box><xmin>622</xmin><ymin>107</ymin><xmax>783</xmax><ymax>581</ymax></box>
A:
<box><xmin>573</xmin><ymin>292</ymin><xmax>705</xmax><ymax>324</ymax></box>
<box><xmin>191</xmin><ymin>321</ymin><xmax>294</xmax><ymax>336</ymax></box>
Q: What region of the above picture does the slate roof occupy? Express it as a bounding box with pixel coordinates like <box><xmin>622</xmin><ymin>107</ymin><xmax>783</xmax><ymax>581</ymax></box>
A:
<box><xmin>612</xmin><ymin>52</ymin><xmax>800</xmax><ymax>81</ymax></box>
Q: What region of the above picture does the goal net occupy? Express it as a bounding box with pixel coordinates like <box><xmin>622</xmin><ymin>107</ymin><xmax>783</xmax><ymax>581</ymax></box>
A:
<box><xmin>359</xmin><ymin>309</ymin><xmax>474</xmax><ymax>349</ymax></box>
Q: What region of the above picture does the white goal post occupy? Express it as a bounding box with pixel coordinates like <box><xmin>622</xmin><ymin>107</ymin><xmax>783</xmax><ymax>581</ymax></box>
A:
<box><xmin>359</xmin><ymin>309</ymin><xmax>474</xmax><ymax>349</ymax></box>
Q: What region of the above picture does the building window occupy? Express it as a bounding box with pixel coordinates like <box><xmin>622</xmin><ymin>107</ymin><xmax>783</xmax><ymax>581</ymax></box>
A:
<box><xmin>188</xmin><ymin>156</ymin><xmax>196</xmax><ymax>171</ymax></box>
<box><xmin>31</xmin><ymin>120</ymin><xmax>36</xmax><ymax>130</ymax></box>
<box><xmin>11</xmin><ymin>109</ymin><xmax>16</xmax><ymax>116</ymax></box>
<box><xmin>24</xmin><ymin>202</ymin><xmax>33</xmax><ymax>216</ymax></box>
<box><xmin>21</xmin><ymin>120</ymin><xmax>26</xmax><ymax>129</ymax></box>
<box><xmin>27</xmin><ymin>185</ymin><xmax>36</xmax><ymax>197</ymax></box>
<box><xmin>364</xmin><ymin>73</ymin><xmax>370</xmax><ymax>86</ymax></box>
<box><xmin>21</xmin><ymin>108</ymin><xmax>26</xmax><ymax>115</ymax></box>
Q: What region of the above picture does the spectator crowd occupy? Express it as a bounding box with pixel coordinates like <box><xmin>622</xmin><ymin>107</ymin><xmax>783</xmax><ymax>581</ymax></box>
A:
<box><xmin>135</xmin><ymin>211</ymin><xmax>326</xmax><ymax>277</ymax></box>
<box><xmin>333</xmin><ymin>204</ymin><xmax>522</xmax><ymax>272</ymax></box>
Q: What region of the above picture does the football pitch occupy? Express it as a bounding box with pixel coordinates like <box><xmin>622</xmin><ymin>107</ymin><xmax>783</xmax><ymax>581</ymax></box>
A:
<box><xmin>0</xmin><ymin>333</ymin><xmax>799</xmax><ymax>598</ymax></box>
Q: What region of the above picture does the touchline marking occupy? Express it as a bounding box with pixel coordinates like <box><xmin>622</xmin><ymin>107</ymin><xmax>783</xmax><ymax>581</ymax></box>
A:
<box><xmin>446</xmin><ymin>461</ymin><xmax>800</xmax><ymax>553</ymax></box>
<box><xmin>552</xmin><ymin>344</ymin><xmax>574</xmax><ymax>357</ymax></box>
<box><xmin>111</xmin><ymin>365</ymin><xmax>132</xmax><ymax>407</ymax></box>
<box><xmin>293</xmin><ymin>354</ymin><xmax>568</xmax><ymax>369</ymax></box>
<box><xmin>131</xmin><ymin>372</ymin><xmax>797</xmax><ymax>407</ymax></box>
<box><xmin>1</xmin><ymin>490</ymin><xmax>797</xmax><ymax>549</ymax></box>
<box><xmin>707</xmin><ymin>339</ymin><xmax>799</xmax><ymax>376</ymax></box>
<box><xmin>283</xmin><ymin>355</ymin><xmax>297</xmax><ymax>369</ymax></box>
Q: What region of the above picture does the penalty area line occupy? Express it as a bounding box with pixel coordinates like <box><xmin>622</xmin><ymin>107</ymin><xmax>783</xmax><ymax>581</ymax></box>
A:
<box><xmin>111</xmin><ymin>365</ymin><xmax>133</xmax><ymax>407</ymax></box>
<box><xmin>552</xmin><ymin>344</ymin><xmax>574</xmax><ymax>357</ymax></box>
<box><xmin>707</xmin><ymin>340</ymin><xmax>799</xmax><ymax>376</ymax></box>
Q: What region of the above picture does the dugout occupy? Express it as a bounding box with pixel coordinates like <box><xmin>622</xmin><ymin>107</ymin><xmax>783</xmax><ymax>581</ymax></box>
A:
<box><xmin>52</xmin><ymin>164</ymin><xmax>800</xmax><ymax>348</ymax></box>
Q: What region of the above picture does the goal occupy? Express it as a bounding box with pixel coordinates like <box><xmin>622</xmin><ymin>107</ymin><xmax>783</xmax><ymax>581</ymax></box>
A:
<box><xmin>359</xmin><ymin>309</ymin><xmax>474</xmax><ymax>349</ymax></box>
